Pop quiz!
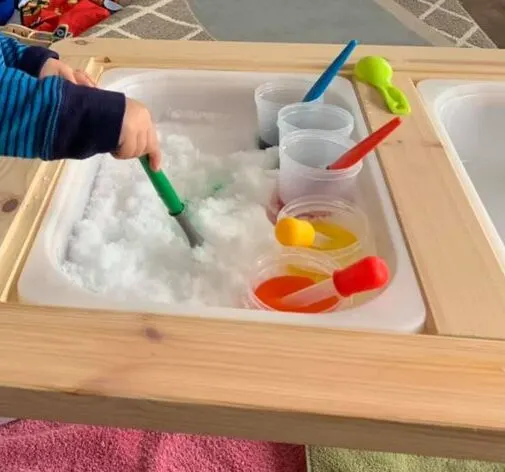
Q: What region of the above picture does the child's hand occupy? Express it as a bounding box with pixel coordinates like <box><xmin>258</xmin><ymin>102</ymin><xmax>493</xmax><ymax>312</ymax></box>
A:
<box><xmin>115</xmin><ymin>98</ymin><xmax>162</xmax><ymax>171</ymax></box>
<box><xmin>39</xmin><ymin>58</ymin><xmax>96</xmax><ymax>87</ymax></box>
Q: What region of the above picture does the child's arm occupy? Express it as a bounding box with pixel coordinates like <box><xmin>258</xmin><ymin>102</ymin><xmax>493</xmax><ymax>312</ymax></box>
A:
<box><xmin>0</xmin><ymin>65</ymin><xmax>124</xmax><ymax>159</ymax></box>
<box><xmin>0</xmin><ymin>65</ymin><xmax>162</xmax><ymax>169</ymax></box>
<box><xmin>0</xmin><ymin>34</ymin><xmax>58</xmax><ymax>77</ymax></box>
<box><xmin>0</xmin><ymin>33</ymin><xmax>93</xmax><ymax>86</ymax></box>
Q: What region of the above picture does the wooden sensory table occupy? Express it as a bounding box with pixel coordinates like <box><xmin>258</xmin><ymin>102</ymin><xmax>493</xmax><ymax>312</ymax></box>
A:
<box><xmin>0</xmin><ymin>39</ymin><xmax>504</xmax><ymax>462</ymax></box>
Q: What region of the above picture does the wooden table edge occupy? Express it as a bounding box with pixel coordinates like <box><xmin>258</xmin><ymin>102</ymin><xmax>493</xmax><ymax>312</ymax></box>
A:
<box><xmin>0</xmin><ymin>302</ymin><xmax>504</xmax><ymax>461</ymax></box>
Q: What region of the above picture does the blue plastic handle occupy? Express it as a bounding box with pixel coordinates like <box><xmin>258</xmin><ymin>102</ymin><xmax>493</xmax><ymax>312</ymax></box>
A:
<box><xmin>303</xmin><ymin>39</ymin><xmax>359</xmax><ymax>102</ymax></box>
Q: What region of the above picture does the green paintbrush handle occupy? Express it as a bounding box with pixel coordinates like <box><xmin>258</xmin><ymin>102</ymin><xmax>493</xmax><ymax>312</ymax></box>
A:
<box><xmin>139</xmin><ymin>155</ymin><xmax>184</xmax><ymax>216</ymax></box>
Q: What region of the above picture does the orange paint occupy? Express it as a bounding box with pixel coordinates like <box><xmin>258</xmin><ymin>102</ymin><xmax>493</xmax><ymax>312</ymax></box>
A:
<box><xmin>254</xmin><ymin>275</ymin><xmax>339</xmax><ymax>313</ymax></box>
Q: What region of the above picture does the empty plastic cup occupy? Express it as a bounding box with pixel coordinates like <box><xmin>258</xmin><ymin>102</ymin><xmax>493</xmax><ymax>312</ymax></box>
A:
<box><xmin>254</xmin><ymin>80</ymin><xmax>324</xmax><ymax>149</ymax></box>
<box><xmin>243</xmin><ymin>248</ymin><xmax>342</xmax><ymax>314</ymax></box>
<box><xmin>277</xmin><ymin>102</ymin><xmax>354</xmax><ymax>144</ymax></box>
<box><xmin>277</xmin><ymin>195</ymin><xmax>373</xmax><ymax>267</ymax></box>
<box><xmin>278</xmin><ymin>129</ymin><xmax>362</xmax><ymax>205</ymax></box>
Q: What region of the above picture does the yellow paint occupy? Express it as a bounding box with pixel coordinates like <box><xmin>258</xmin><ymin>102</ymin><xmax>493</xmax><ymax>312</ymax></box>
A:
<box><xmin>311</xmin><ymin>221</ymin><xmax>358</xmax><ymax>251</ymax></box>
<box><xmin>282</xmin><ymin>221</ymin><xmax>361</xmax><ymax>279</ymax></box>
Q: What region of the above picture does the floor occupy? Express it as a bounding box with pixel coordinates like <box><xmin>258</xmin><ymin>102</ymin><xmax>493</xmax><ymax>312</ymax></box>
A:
<box><xmin>84</xmin><ymin>0</ymin><xmax>494</xmax><ymax>48</ymax></box>
<box><xmin>394</xmin><ymin>0</ymin><xmax>496</xmax><ymax>47</ymax></box>
<box><xmin>460</xmin><ymin>0</ymin><xmax>505</xmax><ymax>47</ymax></box>
<box><xmin>186</xmin><ymin>0</ymin><xmax>436</xmax><ymax>45</ymax></box>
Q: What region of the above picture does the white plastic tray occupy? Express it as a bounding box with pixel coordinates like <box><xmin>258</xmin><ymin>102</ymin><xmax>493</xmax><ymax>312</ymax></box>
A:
<box><xmin>18</xmin><ymin>69</ymin><xmax>425</xmax><ymax>333</ymax></box>
<box><xmin>417</xmin><ymin>80</ymin><xmax>505</xmax><ymax>270</ymax></box>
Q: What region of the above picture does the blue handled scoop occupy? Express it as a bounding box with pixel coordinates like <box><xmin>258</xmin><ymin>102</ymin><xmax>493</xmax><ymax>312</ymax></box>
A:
<box><xmin>303</xmin><ymin>39</ymin><xmax>358</xmax><ymax>102</ymax></box>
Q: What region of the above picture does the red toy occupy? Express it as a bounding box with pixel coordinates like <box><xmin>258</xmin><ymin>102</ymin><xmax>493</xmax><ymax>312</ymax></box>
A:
<box><xmin>20</xmin><ymin>0</ymin><xmax>110</xmax><ymax>37</ymax></box>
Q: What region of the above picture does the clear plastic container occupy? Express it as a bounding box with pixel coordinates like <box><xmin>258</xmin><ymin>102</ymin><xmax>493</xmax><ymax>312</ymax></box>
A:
<box><xmin>277</xmin><ymin>102</ymin><xmax>354</xmax><ymax>144</ymax></box>
<box><xmin>277</xmin><ymin>195</ymin><xmax>373</xmax><ymax>267</ymax></box>
<box><xmin>243</xmin><ymin>248</ymin><xmax>343</xmax><ymax>313</ymax></box>
<box><xmin>254</xmin><ymin>80</ymin><xmax>324</xmax><ymax>148</ymax></box>
<box><xmin>278</xmin><ymin>129</ymin><xmax>362</xmax><ymax>205</ymax></box>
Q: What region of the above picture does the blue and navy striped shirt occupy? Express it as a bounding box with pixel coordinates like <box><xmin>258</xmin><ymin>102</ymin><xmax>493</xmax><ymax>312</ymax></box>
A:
<box><xmin>0</xmin><ymin>34</ymin><xmax>125</xmax><ymax>160</ymax></box>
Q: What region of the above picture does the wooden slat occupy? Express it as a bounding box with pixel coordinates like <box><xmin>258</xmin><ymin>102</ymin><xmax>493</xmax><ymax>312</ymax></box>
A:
<box><xmin>0</xmin><ymin>161</ymin><xmax>62</xmax><ymax>302</ymax></box>
<box><xmin>355</xmin><ymin>75</ymin><xmax>505</xmax><ymax>338</ymax></box>
<box><xmin>0</xmin><ymin>159</ymin><xmax>39</xmax><ymax>244</ymax></box>
<box><xmin>52</xmin><ymin>39</ymin><xmax>505</xmax><ymax>75</ymax></box>
<box><xmin>0</xmin><ymin>303</ymin><xmax>504</xmax><ymax>461</ymax></box>
<box><xmin>0</xmin><ymin>57</ymin><xmax>103</xmax><ymax>302</ymax></box>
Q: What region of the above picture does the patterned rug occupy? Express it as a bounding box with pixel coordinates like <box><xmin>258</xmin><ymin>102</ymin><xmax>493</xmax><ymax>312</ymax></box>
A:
<box><xmin>83</xmin><ymin>0</ymin><xmax>212</xmax><ymax>40</ymax></box>
<box><xmin>83</xmin><ymin>0</ymin><xmax>495</xmax><ymax>48</ymax></box>
<box><xmin>394</xmin><ymin>0</ymin><xmax>495</xmax><ymax>47</ymax></box>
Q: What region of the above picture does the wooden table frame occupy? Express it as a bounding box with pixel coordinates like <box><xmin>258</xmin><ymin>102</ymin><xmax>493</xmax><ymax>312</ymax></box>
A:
<box><xmin>0</xmin><ymin>40</ymin><xmax>504</xmax><ymax>462</ymax></box>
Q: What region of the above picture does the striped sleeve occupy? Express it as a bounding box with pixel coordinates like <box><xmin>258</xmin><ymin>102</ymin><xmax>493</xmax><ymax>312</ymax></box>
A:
<box><xmin>0</xmin><ymin>34</ymin><xmax>59</xmax><ymax>77</ymax></box>
<box><xmin>0</xmin><ymin>67</ymin><xmax>126</xmax><ymax>160</ymax></box>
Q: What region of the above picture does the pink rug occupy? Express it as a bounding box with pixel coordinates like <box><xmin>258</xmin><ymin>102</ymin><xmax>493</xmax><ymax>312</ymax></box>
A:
<box><xmin>0</xmin><ymin>420</ymin><xmax>306</xmax><ymax>472</ymax></box>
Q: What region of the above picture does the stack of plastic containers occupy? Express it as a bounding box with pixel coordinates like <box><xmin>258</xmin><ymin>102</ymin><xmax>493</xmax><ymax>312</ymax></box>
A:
<box><xmin>249</xmin><ymin>79</ymin><xmax>379</xmax><ymax>314</ymax></box>
<box><xmin>254</xmin><ymin>79</ymin><xmax>322</xmax><ymax>148</ymax></box>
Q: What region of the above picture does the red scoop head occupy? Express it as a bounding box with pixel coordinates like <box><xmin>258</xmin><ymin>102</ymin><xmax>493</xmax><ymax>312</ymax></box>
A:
<box><xmin>332</xmin><ymin>256</ymin><xmax>389</xmax><ymax>297</ymax></box>
<box><xmin>327</xmin><ymin>117</ymin><xmax>402</xmax><ymax>171</ymax></box>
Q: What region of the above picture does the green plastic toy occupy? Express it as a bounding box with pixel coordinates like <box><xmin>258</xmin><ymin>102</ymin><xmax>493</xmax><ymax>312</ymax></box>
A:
<box><xmin>139</xmin><ymin>156</ymin><xmax>204</xmax><ymax>248</ymax></box>
<box><xmin>354</xmin><ymin>56</ymin><xmax>411</xmax><ymax>116</ymax></box>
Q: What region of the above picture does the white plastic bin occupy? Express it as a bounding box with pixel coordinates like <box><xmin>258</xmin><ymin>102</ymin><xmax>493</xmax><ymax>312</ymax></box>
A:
<box><xmin>418</xmin><ymin>80</ymin><xmax>505</xmax><ymax>270</ymax></box>
<box><xmin>17</xmin><ymin>68</ymin><xmax>425</xmax><ymax>333</ymax></box>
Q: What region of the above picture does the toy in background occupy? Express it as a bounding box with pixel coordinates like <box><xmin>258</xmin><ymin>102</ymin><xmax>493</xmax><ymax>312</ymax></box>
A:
<box><xmin>18</xmin><ymin>0</ymin><xmax>121</xmax><ymax>38</ymax></box>
<box><xmin>0</xmin><ymin>23</ymin><xmax>53</xmax><ymax>46</ymax></box>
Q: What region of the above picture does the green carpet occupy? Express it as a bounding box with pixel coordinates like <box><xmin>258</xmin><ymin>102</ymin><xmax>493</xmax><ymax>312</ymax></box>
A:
<box><xmin>308</xmin><ymin>447</ymin><xmax>505</xmax><ymax>472</ymax></box>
